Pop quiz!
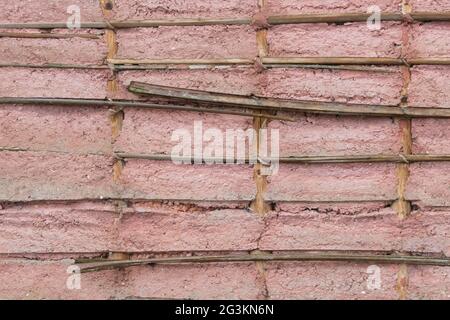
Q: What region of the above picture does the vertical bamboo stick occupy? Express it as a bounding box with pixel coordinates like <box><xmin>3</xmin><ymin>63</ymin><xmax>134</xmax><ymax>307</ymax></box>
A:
<box><xmin>393</xmin><ymin>1</ymin><xmax>413</xmax><ymax>219</ymax></box>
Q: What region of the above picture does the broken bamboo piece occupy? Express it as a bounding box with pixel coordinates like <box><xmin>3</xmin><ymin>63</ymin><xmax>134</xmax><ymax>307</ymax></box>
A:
<box><xmin>79</xmin><ymin>252</ymin><xmax>450</xmax><ymax>273</ymax></box>
<box><xmin>128</xmin><ymin>82</ymin><xmax>450</xmax><ymax>118</ymax></box>
<box><xmin>0</xmin><ymin>97</ymin><xmax>293</xmax><ymax>121</ymax></box>
<box><xmin>115</xmin><ymin>153</ymin><xmax>450</xmax><ymax>164</ymax></box>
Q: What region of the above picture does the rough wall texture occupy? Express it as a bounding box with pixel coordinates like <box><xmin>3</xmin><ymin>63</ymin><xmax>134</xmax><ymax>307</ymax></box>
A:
<box><xmin>0</xmin><ymin>0</ymin><xmax>449</xmax><ymax>300</ymax></box>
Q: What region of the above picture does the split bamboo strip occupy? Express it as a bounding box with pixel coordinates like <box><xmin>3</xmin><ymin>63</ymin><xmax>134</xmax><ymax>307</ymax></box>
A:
<box><xmin>0</xmin><ymin>32</ymin><xmax>100</xmax><ymax>39</ymax></box>
<box><xmin>128</xmin><ymin>82</ymin><xmax>450</xmax><ymax>118</ymax></box>
<box><xmin>108</xmin><ymin>58</ymin><xmax>253</xmax><ymax>65</ymax></box>
<box><xmin>0</xmin><ymin>63</ymin><xmax>108</xmax><ymax>69</ymax></box>
<box><xmin>114</xmin><ymin>153</ymin><xmax>450</xmax><ymax>164</ymax></box>
<box><xmin>79</xmin><ymin>252</ymin><xmax>450</xmax><ymax>273</ymax></box>
<box><xmin>1</xmin><ymin>12</ymin><xmax>449</xmax><ymax>30</ymax></box>
<box><xmin>0</xmin><ymin>97</ymin><xmax>293</xmax><ymax>121</ymax></box>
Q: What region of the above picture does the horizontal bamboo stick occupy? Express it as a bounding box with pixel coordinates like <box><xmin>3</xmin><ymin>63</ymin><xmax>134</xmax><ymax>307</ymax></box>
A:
<box><xmin>108</xmin><ymin>58</ymin><xmax>253</xmax><ymax>65</ymax></box>
<box><xmin>115</xmin><ymin>153</ymin><xmax>450</xmax><ymax>164</ymax></box>
<box><xmin>262</xmin><ymin>57</ymin><xmax>450</xmax><ymax>66</ymax></box>
<box><xmin>1</xmin><ymin>12</ymin><xmax>449</xmax><ymax>30</ymax></box>
<box><xmin>128</xmin><ymin>82</ymin><xmax>450</xmax><ymax>118</ymax></box>
<box><xmin>79</xmin><ymin>251</ymin><xmax>450</xmax><ymax>273</ymax></box>
<box><xmin>0</xmin><ymin>32</ymin><xmax>100</xmax><ymax>39</ymax></box>
<box><xmin>0</xmin><ymin>63</ymin><xmax>108</xmax><ymax>69</ymax></box>
<box><xmin>0</xmin><ymin>97</ymin><xmax>292</xmax><ymax>121</ymax></box>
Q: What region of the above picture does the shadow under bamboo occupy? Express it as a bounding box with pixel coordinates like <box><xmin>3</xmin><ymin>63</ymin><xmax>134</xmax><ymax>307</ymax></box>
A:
<box><xmin>79</xmin><ymin>252</ymin><xmax>450</xmax><ymax>273</ymax></box>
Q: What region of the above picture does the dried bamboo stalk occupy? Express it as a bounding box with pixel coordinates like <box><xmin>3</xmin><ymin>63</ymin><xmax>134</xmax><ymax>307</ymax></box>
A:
<box><xmin>108</xmin><ymin>58</ymin><xmax>253</xmax><ymax>65</ymax></box>
<box><xmin>0</xmin><ymin>63</ymin><xmax>108</xmax><ymax>69</ymax></box>
<box><xmin>1</xmin><ymin>12</ymin><xmax>449</xmax><ymax>29</ymax></box>
<box><xmin>79</xmin><ymin>252</ymin><xmax>450</xmax><ymax>273</ymax></box>
<box><xmin>0</xmin><ymin>97</ymin><xmax>293</xmax><ymax>121</ymax></box>
<box><xmin>115</xmin><ymin>153</ymin><xmax>450</xmax><ymax>164</ymax></box>
<box><xmin>128</xmin><ymin>82</ymin><xmax>450</xmax><ymax>118</ymax></box>
<box><xmin>0</xmin><ymin>32</ymin><xmax>100</xmax><ymax>39</ymax></box>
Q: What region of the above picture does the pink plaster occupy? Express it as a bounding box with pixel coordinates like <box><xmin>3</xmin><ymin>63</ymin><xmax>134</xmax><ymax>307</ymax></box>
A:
<box><xmin>271</xmin><ymin>113</ymin><xmax>401</xmax><ymax>156</ymax></box>
<box><xmin>408</xmin><ymin>23</ymin><xmax>450</xmax><ymax>58</ymax></box>
<box><xmin>119</xmin><ymin>160</ymin><xmax>256</xmax><ymax>201</ymax></box>
<box><xmin>409</xmin><ymin>66</ymin><xmax>450</xmax><ymax>108</ymax></box>
<box><xmin>269</xmin><ymin>22</ymin><xmax>402</xmax><ymax>58</ymax></box>
<box><xmin>0</xmin><ymin>68</ymin><xmax>109</xmax><ymax>99</ymax></box>
<box><xmin>0</xmin><ymin>151</ymin><xmax>114</xmax><ymax>201</ymax></box>
<box><xmin>116</xmin><ymin>26</ymin><xmax>257</xmax><ymax>60</ymax></box>
<box><xmin>115</xmin><ymin>108</ymin><xmax>253</xmax><ymax>155</ymax></box>
<box><xmin>410</xmin><ymin>0</ymin><xmax>450</xmax><ymax>12</ymax></box>
<box><xmin>0</xmin><ymin>105</ymin><xmax>111</xmax><ymax>154</ymax></box>
<box><xmin>412</xmin><ymin>119</ymin><xmax>450</xmax><ymax>154</ymax></box>
<box><xmin>407</xmin><ymin>266</ymin><xmax>450</xmax><ymax>300</ymax></box>
<box><xmin>267</xmin><ymin>0</ymin><xmax>402</xmax><ymax>15</ymax></box>
<box><xmin>112</xmin><ymin>0</ymin><xmax>257</xmax><ymax>20</ymax></box>
<box><xmin>266</xmin><ymin>163</ymin><xmax>398</xmax><ymax>202</ymax></box>
<box><xmin>261</xmin><ymin>68</ymin><xmax>403</xmax><ymax>105</ymax></box>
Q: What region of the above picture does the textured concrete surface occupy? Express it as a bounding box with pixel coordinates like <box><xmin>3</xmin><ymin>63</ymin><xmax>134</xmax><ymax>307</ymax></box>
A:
<box><xmin>409</xmin><ymin>66</ymin><xmax>450</xmax><ymax>108</ymax></box>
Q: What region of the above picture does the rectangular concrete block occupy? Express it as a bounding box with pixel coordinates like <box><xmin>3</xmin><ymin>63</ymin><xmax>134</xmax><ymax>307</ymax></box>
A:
<box><xmin>407</xmin><ymin>266</ymin><xmax>450</xmax><ymax>300</ymax></box>
<box><xmin>410</xmin><ymin>0</ymin><xmax>450</xmax><ymax>11</ymax></box>
<box><xmin>117</xmin><ymin>67</ymin><xmax>259</xmax><ymax>100</ymax></box>
<box><xmin>409</xmin><ymin>66</ymin><xmax>450</xmax><ymax>108</ymax></box>
<box><xmin>271</xmin><ymin>113</ymin><xmax>401</xmax><ymax>157</ymax></box>
<box><xmin>408</xmin><ymin>23</ymin><xmax>450</xmax><ymax>58</ymax></box>
<box><xmin>116</xmin><ymin>26</ymin><xmax>257</xmax><ymax>60</ymax></box>
<box><xmin>118</xmin><ymin>207</ymin><xmax>263</xmax><ymax>252</ymax></box>
<box><xmin>260</xmin><ymin>208</ymin><xmax>450</xmax><ymax>255</ymax></box>
<box><xmin>115</xmin><ymin>108</ymin><xmax>253</xmax><ymax>155</ymax></box>
<box><xmin>118</xmin><ymin>160</ymin><xmax>256</xmax><ymax>201</ymax></box>
<box><xmin>266</xmin><ymin>163</ymin><xmax>398</xmax><ymax>202</ymax></box>
<box><xmin>0</xmin><ymin>202</ymin><xmax>117</xmax><ymax>253</ymax></box>
<box><xmin>268</xmin><ymin>22</ymin><xmax>402</xmax><ymax>57</ymax></box>
<box><xmin>265</xmin><ymin>262</ymin><xmax>400</xmax><ymax>300</ymax></box>
<box><xmin>115</xmin><ymin>263</ymin><xmax>263</xmax><ymax>300</ymax></box>
<box><xmin>112</xmin><ymin>0</ymin><xmax>257</xmax><ymax>20</ymax></box>
<box><xmin>0</xmin><ymin>259</ymin><xmax>117</xmax><ymax>300</ymax></box>
<box><xmin>407</xmin><ymin>162</ymin><xmax>450</xmax><ymax>206</ymax></box>
<box><xmin>0</xmin><ymin>0</ymin><xmax>103</xmax><ymax>23</ymax></box>
<box><xmin>0</xmin><ymin>105</ymin><xmax>111</xmax><ymax>154</ymax></box>
<box><xmin>0</xmin><ymin>68</ymin><xmax>109</xmax><ymax>99</ymax></box>
<box><xmin>412</xmin><ymin>119</ymin><xmax>450</xmax><ymax>154</ymax></box>
<box><xmin>0</xmin><ymin>151</ymin><xmax>114</xmax><ymax>201</ymax></box>
<box><xmin>266</xmin><ymin>0</ymin><xmax>402</xmax><ymax>15</ymax></box>
<box><xmin>0</xmin><ymin>31</ymin><xmax>106</xmax><ymax>65</ymax></box>
<box><xmin>261</xmin><ymin>68</ymin><xmax>403</xmax><ymax>105</ymax></box>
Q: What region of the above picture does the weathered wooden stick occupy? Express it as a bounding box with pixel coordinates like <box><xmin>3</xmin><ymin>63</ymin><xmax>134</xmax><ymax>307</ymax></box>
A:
<box><xmin>0</xmin><ymin>97</ymin><xmax>292</xmax><ymax>121</ymax></box>
<box><xmin>0</xmin><ymin>32</ymin><xmax>100</xmax><ymax>39</ymax></box>
<box><xmin>79</xmin><ymin>252</ymin><xmax>450</xmax><ymax>273</ymax></box>
<box><xmin>115</xmin><ymin>153</ymin><xmax>450</xmax><ymax>164</ymax></box>
<box><xmin>108</xmin><ymin>58</ymin><xmax>253</xmax><ymax>65</ymax></box>
<box><xmin>128</xmin><ymin>82</ymin><xmax>450</xmax><ymax>118</ymax></box>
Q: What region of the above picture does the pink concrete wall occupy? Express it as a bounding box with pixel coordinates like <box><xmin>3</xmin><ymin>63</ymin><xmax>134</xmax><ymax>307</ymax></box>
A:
<box><xmin>0</xmin><ymin>0</ymin><xmax>449</xmax><ymax>300</ymax></box>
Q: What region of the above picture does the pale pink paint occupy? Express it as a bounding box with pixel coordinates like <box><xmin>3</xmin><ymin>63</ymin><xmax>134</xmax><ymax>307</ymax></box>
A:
<box><xmin>270</xmin><ymin>113</ymin><xmax>401</xmax><ymax>156</ymax></box>
<box><xmin>0</xmin><ymin>151</ymin><xmax>114</xmax><ymax>201</ymax></box>
<box><xmin>267</xmin><ymin>0</ymin><xmax>402</xmax><ymax>15</ymax></box>
<box><xmin>117</xmin><ymin>26</ymin><xmax>257</xmax><ymax>59</ymax></box>
<box><xmin>409</xmin><ymin>66</ymin><xmax>450</xmax><ymax>108</ymax></box>
<box><xmin>0</xmin><ymin>68</ymin><xmax>109</xmax><ymax>99</ymax></box>
<box><xmin>115</xmin><ymin>108</ymin><xmax>253</xmax><ymax>155</ymax></box>
<box><xmin>261</xmin><ymin>68</ymin><xmax>403</xmax><ymax>105</ymax></box>
<box><xmin>268</xmin><ymin>22</ymin><xmax>402</xmax><ymax>58</ymax></box>
<box><xmin>410</xmin><ymin>0</ymin><xmax>450</xmax><ymax>11</ymax></box>
<box><xmin>407</xmin><ymin>266</ymin><xmax>450</xmax><ymax>300</ymax></box>
<box><xmin>266</xmin><ymin>163</ymin><xmax>398</xmax><ymax>201</ymax></box>
<box><xmin>408</xmin><ymin>23</ymin><xmax>450</xmax><ymax>58</ymax></box>
<box><xmin>0</xmin><ymin>0</ymin><xmax>103</xmax><ymax>23</ymax></box>
<box><xmin>113</xmin><ymin>0</ymin><xmax>257</xmax><ymax>20</ymax></box>
<box><xmin>118</xmin><ymin>160</ymin><xmax>256</xmax><ymax>201</ymax></box>
<box><xmin>412</xmin><ymin>119</ymin><xmax>450</xmax><ymax>154</ymax></box>
<box><xmin>0</xmin><ymin>105</ymin><xmax>111</xmax><ymax>154</ymax></box>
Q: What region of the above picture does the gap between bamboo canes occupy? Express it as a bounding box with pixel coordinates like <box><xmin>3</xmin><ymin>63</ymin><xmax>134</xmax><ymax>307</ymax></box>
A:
<box><xmin>78</xmin><ymin>251</ymin><xmax>450</xmax><ymax>273</ymax></box>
